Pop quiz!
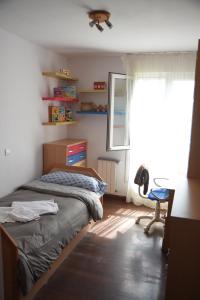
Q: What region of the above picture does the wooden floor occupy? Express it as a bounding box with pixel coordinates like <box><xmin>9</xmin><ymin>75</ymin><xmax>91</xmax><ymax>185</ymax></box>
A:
<box><xmin>34</xmin><ymin>199</ymin><xmax>167</xmax><ymax>300</ymax></box>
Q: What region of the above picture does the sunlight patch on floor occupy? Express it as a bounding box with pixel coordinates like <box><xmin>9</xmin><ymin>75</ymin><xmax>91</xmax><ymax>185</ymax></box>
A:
<box><xmin>89</xmin><ymin>207</ymin><xmax>153</xmax><ymax>239</ymax></box>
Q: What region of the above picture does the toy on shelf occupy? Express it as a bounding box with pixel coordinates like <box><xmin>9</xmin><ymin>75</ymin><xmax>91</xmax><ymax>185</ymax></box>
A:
<box><xmin>96</xmin><ymin>104</ymin><xmax>107</xmax><ymax>112</ymax></box>
<box><xmin>94</xmin><ymin>81</ymin><xmax>106</xmax><ymax>90</ymax></box>
<box><xmin>66</xmin><ymin>109</ymin><xmax>73</xmax><ymax>121</ymax></box>
<box><xmin>54</xmin><ymin>86</ymin><xmax>77</xmax><ymax>99</ymax></box>
<box><xmin>48</xmin><ymin>106</ymin><xmax>73</xmax><ymax>122</ymax></box>
<box><xmin>80</xmin><ymin>102</ymin><xmax>107</xmax><ymax>113</ymax></box>
<box><xmin>80</xmin><ymin>102</ymin><xmax>96</xmax><ymax>112</ymax></box>
<box><xmin>59</xmin><ymin>69</ymin><xmax>72</xmax><ymax>77</ymax></box>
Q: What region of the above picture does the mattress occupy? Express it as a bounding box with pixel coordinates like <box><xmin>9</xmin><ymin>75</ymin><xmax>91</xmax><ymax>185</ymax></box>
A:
<box><xmin>0</xmin><ymin>180</ymin><xmax>103</xmax><ymax>295</ymax></box>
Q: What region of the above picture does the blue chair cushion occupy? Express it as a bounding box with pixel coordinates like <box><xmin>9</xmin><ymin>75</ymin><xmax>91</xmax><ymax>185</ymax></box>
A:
<box><xmin>148</xmin><ymin>188</ymin><xmax>169</xmax><ymax>201</ymax></box>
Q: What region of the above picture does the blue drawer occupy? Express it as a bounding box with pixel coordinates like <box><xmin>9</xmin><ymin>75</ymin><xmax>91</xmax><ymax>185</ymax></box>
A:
<box><xmin>67</xmin><ymin>151</ymin><xmax>86</xmax><ymax>165</ymax></box>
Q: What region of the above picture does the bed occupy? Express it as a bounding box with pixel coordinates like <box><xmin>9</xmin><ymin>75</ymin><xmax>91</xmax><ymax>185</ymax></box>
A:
<box><xmin>0</xmin><ymin>166</ymin><xmax>104</xmax><ymax>300</ymax></box>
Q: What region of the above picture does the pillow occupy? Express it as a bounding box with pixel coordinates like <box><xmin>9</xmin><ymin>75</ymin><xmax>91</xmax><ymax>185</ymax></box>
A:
<box><xmin>40</xmin><ymin>171</ymin><xmax>107</xmax><ymax>195</ymax></box>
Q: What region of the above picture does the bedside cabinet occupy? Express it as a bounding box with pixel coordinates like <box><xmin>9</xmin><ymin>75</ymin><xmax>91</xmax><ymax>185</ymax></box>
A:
<box><xmin>43</xmin><ymin>139</ymin><xmax>87</xmax><ymax>173</ymax></box>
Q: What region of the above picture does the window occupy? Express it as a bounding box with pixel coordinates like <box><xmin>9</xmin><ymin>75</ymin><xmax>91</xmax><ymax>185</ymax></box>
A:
<box><xmin>106</xmin><ymin>72</ymin><xmax>131</xmax><ymax>151</ymax></box>
<box><xmin>130</xmin><ymin>76</ymin><xmax>194</xmax><ymax>177</ymax></box>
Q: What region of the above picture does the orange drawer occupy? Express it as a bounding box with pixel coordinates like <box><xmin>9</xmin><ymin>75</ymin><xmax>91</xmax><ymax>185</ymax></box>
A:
<box><xmin>67</xmin><ymin>142</ymin><xmax>87</xmax><ymax>156</ymax></box>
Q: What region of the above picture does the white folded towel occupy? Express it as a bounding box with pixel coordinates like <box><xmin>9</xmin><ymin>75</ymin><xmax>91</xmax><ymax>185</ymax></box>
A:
<box><xmin>11</xmin><ymin>200</ymin><xmax>59</xmax><ymax>215</ymax></box>
<box><xmin>9</xmin><ymin>207</ymin><xmax>40</xmax><ymax>222</ymax></box>
<box><xmin>0</xmin><ymin>207</ymin><xmax>15</xmax><ymax>223</ymax></box>
<box><xmin>0</xmin><ymin>200</ymin><xmax>59</xmax><ymax>223</ymax></box>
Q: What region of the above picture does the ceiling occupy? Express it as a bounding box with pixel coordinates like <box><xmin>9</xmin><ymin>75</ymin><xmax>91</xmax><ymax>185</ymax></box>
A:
<box><xmin>0</xmin><ymin>0</ymin><xmax>200</xmax><ymax>56</ymax></box>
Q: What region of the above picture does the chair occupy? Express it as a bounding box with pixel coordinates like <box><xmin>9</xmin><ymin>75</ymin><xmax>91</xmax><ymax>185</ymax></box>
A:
<box><xmin>134</xmin><ymin>165</ymin><xmax>170</xmax><ymax>233</ymax></box>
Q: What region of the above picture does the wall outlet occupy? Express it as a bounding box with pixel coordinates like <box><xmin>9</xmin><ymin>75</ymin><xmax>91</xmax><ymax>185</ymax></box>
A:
<box><xmin>4</xmin><ymin>149</ymin><xmax>11</xmax><ymax>156</ymax></box>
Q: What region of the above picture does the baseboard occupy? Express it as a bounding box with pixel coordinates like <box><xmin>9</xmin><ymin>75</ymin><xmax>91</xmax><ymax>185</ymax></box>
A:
<box><xmin>104</xmin><ymin>193</ymin><xmax>126</xmax><ymax>202</ymax></box>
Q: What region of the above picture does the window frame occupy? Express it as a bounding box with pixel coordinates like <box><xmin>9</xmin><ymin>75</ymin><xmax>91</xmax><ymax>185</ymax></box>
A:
<box><xmin>106</xmin><ymin>72</ymin><xmax>131</xmax><ymax>151</ymax></box>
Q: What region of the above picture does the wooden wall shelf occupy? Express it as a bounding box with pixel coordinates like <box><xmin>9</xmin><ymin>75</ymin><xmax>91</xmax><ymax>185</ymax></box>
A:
<box><xmin>76</xmin><ymin>111</ymin><xmax>125</xmax><ymax>115</ymax></box>
<box><xmin>42</xmin><ymin>97</ymin><xmax>79</xmax><ymax>102</ymax></box>
<box><xmin>78</xmin><ymin>89</ymin><xmax>107</xmax><ymax>93</ymax></box>
<box><xmin>42</xmin><ymin>72</ymin><xmax>78</xmax><ymax>81</ymax></box>
<box><xmin>76</xmin><ymin>111</ymin><xmax>107</xmax><ymax>115</ymax></box>
<box><xmin>42</xmin><ymin>121</ymin><xmax>77</xmax><ymax>126</ymax></box>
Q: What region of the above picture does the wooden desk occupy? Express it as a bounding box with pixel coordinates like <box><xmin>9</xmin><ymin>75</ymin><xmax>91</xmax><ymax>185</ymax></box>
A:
<box><xmin>165</xmin><ymin>178</ymin><xmax>200</xmax><ymax>300</ymax></box>
<box><xmin>162</xmin><ymin>188</ymin><xmax>175</xmax><ymax>254</ymax></box>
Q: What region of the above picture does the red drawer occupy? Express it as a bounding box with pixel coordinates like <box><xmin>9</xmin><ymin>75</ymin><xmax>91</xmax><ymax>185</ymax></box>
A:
<box><xmin>67</xmin><ymin>142</ymin><xmax>87</xmax><ymax>156</ymax></box>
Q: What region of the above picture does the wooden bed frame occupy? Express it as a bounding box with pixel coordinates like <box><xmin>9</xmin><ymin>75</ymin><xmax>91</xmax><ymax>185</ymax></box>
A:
<box><xmin>0</xmin><ymin>165</ymin><xmax>103</xmax><ymax>300</ymax></box>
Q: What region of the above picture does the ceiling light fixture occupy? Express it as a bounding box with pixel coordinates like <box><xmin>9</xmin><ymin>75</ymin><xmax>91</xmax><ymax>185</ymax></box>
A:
<box><xmin>88</xmin><ymin>10</ymin><xmax>113</xmax><ymax>32</ymax></box>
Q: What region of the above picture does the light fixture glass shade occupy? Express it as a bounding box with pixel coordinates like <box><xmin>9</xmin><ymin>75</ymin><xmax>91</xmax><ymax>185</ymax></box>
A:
<box><xmin>105</xmin><ymin>20</ymin><xmax>113</xmax><ymax>29</ymax></box>
<box><xmin>89</xmin><ymin>20</ymin><xmax>95</xmax><ymax>27</ymax></box>
<box><xmin>96</xmin><ymin>23</ymin><xmax>104</xmax><ymax>32</ymax></box>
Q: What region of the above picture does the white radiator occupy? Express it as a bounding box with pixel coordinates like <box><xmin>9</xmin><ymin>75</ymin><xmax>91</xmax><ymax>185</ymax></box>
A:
<box><xmin>97</xmin><ymin>158</ymin><xmax>119</xmax><ymax>194</ymax></box>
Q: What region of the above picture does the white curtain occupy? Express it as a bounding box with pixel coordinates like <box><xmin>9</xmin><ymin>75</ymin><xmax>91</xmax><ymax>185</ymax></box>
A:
<box><xmin>124</xmin><ymin>52</ymin><xmax>196</xmax><ymax>207</ymax></box>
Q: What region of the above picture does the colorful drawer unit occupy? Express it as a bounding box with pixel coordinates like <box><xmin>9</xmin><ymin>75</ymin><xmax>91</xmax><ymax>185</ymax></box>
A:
<box><xmin>67</xmin><ymin>151</ymin><xmax>87</xmax><ymax>165</ymax></box>
<box><xmin>43</xmin><ymin>139</ymin><xmax>87</xmax><ymax>173</ymax></box>
<box><xmin>67</xmin><ymin>142</ymin><xmax>87</xmax><ymax>156</ymax></box>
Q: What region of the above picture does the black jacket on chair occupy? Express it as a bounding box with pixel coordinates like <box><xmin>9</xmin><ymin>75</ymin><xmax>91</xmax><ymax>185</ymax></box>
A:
<box><xmin>134</xmin><ymin>165</ymin><xmax>149</xmax><ymax>195</ymax></box>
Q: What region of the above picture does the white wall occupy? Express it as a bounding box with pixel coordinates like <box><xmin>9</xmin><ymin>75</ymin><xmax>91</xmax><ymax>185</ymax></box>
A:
<box><xmin>0</xmin><ymin>28</ymin><xmax>68</xmax><ymax>197</ymax></box>
<box><xmin>68</xmin><ymin>56</ymin><xmax>128</xmax><ymax>195</ymax></box>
